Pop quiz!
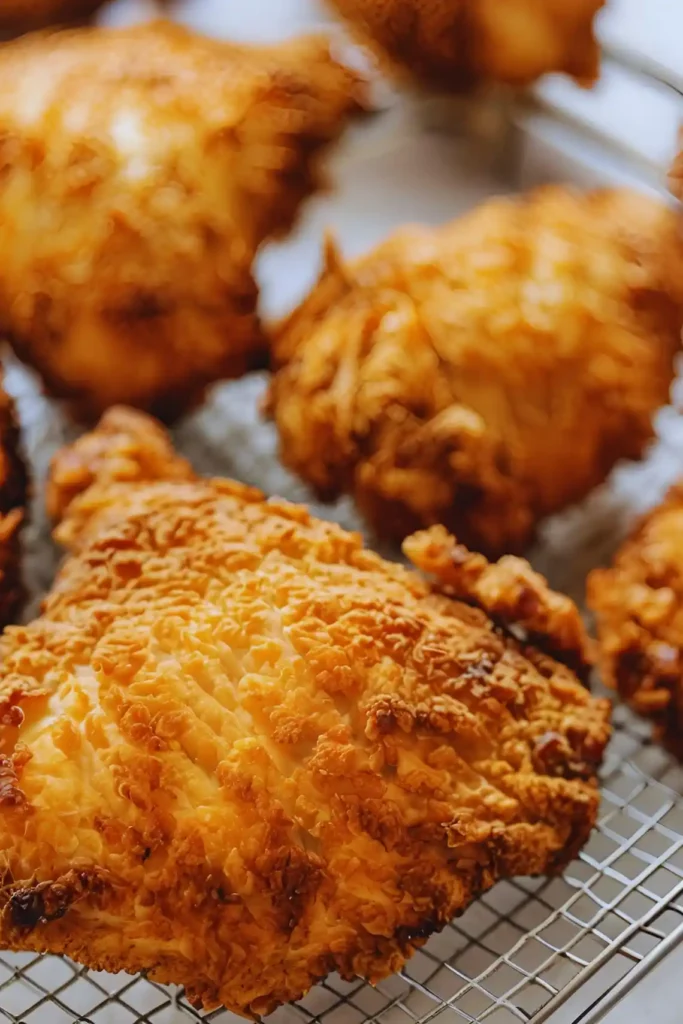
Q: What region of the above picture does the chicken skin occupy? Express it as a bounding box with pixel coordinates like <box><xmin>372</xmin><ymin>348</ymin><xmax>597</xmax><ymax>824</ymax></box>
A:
<box><xmin>589</xmin><ymin>485</ymin><xmax>683</xmax><ymax>756</ymax></box>
<box><xmin>329</xmin><ymin>0</ymin><xmax>605</xmax><ymax>90</ymax></box>
<box><xmin>268</xmin><ymin>187</ymin><xmax>683</xmax><ymax>557</ymax></box>
<box><xmin>0</xmin><ymin>21</ymin><xmax>365</xmax><ymax>420</ymax></box>
<box><xmin>0</xmin><ymin>1</ymin><xmax>106</xmax><ymax>36</ymax></box>
<box><xmin>0</xmin><ymin>407</ymin><xmax>610</xmax><ymax>1016</ymax></box>
<box><xmin>0</xmin><ymin>369</ymin><xmax>27</xmax><ymax>626</ymax></box>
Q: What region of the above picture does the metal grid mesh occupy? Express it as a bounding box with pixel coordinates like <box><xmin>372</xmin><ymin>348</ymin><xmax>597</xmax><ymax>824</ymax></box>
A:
<box><xmin>2</xmin><ymin>708</ymin><xmax>683</xmax><ymax>1024</ymax></box>
<box><xmin>2</xmin><ymin>10</ymin><xmax>683</xmax><ymax>1024</ymax></box>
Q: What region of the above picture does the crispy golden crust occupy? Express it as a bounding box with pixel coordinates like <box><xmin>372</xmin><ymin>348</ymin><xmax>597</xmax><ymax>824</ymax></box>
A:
<box><xmin>588</xmin><ymin>485</ymin><xmax>683</xmax><ymax>756</ymax></box>
<box><xmin>46</xmin><ymin>405</ymin><xmax>194</xmax><ymax>524</ymax></box>
<box><xmin>268</xmin><ymin>187</ymin><xmax>683</xmax><ymax>557</ymax></box>
<box><xmin>329</xmin><ymin>0</ymin><xmax>604</xmax><ymax>90</ymax></box>
<box><xmin>0</xmin><ymin>0</ymin><xmax>105</xmax><ymax>35</ymax></box>
<box><xmin>0</xmin><ymin>369</ymin><xmax>27</xmax><ymax>626</ymax></box>
<box><xmin>0</xmin><ymin>21</ymin><xmax>365</xmax><ymax>421</ymax></box>
<box><xmin>405</xmin><ymin>527</ymin><xmax>590</xmax><ymax>678</ymax></box>
<box><xmin>0</xmin><ymin>408</ymin><xmax>610</xmax><ymax>1016</ymax></box>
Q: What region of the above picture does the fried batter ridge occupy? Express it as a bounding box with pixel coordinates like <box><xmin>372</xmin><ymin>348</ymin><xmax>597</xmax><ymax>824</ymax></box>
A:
<box><xmin>268</xmin><ymin>187</ymin><xmax>683</xmax><ymax>557</ymax></box>
<box><xmin>329</xmin><ymin>0</ymin><xmax>605</xmax><ymax>90</ymax></box>
<box><xmin>589</xmin><ymin>484</ymin><xmax>683</xmax><ymax>756</ymax></box>
<box><xmin>0</xmin><ymin>20</ymin><xmax>365</xmax><ymax>419</ymax></box>
<box><xmin>0</xmin><ymin>407</ymin><xmax>610</xmax><ymax>1015</ymax></box>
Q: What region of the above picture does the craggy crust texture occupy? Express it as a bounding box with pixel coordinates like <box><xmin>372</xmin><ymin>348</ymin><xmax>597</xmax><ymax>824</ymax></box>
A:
<box><xmin>0</xmin><ymin>408</ymin><xmax>610</xmax><ymax>1016</ymax></box>
<box><xmin>329</xmin><ymin>0</ymin><xmax>605</xmax><ymax>90</ymax></box>
<box><xmin>588</xmin><ymin>484</ymin><xmax>683</xmax><ymax>756</ymax></box>
<box><xmin>0</xmin><ymin>369</ymin><xmax>27</xmax><ymax>626</ymax></box>
<box><xmin>268</xmin><ymin>187</ymin><xmax>683</xmax><ymax>557</ymax></box>
<box><xmin>0</xmin><ymin>21</ymin><xmax>365</xmax><ymax>421</ymax></box>
<box><xmin>46</xmin><ymin>405</ymin><xmax>194</xmax><ymax>525</ymax></box>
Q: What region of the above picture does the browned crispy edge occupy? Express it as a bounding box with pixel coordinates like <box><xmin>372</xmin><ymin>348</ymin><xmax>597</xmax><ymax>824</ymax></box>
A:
<box><xmin>588</xmin><ymin>487</ymin><xmax>683</xmax><ymax>758</ymax></box>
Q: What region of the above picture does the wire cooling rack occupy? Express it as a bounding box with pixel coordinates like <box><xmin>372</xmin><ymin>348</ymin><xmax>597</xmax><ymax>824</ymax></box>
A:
<box><xmin>1</xmin><ymin>706</ymin><xmax>683</xmax><ymax>1024</ymax></box>
<box><xmin>3</xmin><ymin>3</ymin><xmax>683</xmax><ymax>1024</ymax></box>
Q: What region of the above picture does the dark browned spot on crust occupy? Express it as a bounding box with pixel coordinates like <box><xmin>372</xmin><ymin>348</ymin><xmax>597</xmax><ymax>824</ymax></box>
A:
<box><xmin>8</xmin><ymin>870</ymin><xmax>108</xmax><ymax>930</ymax></box>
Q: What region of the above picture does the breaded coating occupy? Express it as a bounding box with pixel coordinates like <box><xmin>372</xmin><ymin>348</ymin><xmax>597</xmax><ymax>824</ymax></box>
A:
<box><xmin>268</xmin><ymin>187</ymin><xmax>683</xmax><ymax>557</ymax></box>
<box><xmin>0</xmin><ymin>1</ymin><xmax>105</xmax><ymax>36</ymax></box>
<box><xmin>46</xmin><ymin>405</ymin><xmax>194</xmax><ymax>525</ymax></box>
<box><xmin>589</xmin><ymin>485</ymin><xmax>683</xmax><ymax>756</ymax></box>
<box><xmin>0</xmin><ymin>369</ymin><xmax>27</xmax><ymax>626</ymax></box>
<box><xmin>0</xmin><ymin>407</ymin><xmax>610</xmax><ymax>1016</ymax></box>
<box><xmin>0</xmin><ymin>21</ymin><xmax>365</xmax><ymax>421</ymax></box>
<box><xmin>329</xmin><ymin>0</ymin><xmax>605</xmax><ymax>90</ymax></box>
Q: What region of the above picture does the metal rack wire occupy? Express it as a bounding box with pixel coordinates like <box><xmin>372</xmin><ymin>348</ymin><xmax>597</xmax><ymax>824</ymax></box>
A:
<box><xmin>2</xmin><ymin>707</ymin><xmax>683</xmax><ymax>1024</ymax></box>
<box><xmin>516</xmin><ymin>35</ymin><xmax>683</xmax><ymax>195</ymax></box>
<box><xmin>2</xmin><ymin>5</ymin><xmax>683</xmax><ymax>1024</ymax></box>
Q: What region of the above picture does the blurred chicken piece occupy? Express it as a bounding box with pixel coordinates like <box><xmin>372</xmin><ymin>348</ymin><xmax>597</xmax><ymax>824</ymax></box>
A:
<box><xmin>268</xmin><ymin>187</ymin><xmax>683</xmax><ymax>557</ymax></box>
<box><xmin>0</xmin><ymin>369</ymin><xmax>27</xmax><ymax>625</ymax></box>
<box><xmin>668</xmin><ymin>140</ymin><xmax>683</xmax><ymax>202</ymax></box>
<box><xmin>0</xmin><ymin>20</ymin><xmax>365</xmax><ymax>420</ymax></box>
<box><xmin>0</xmin><ymin>406</ymin><xmax>610</xmax><ymax>1015</ymax></box>
<box><xmin>329</xmin><ymin>0</ymin><xmax>605</xmax><ymax>90</ymax></box>
<box><xmin>0</xmin><ymin>1</ymin><xmax>106</xmax><ymax>36</ymax></box>
<box><xmin>589</xmin><ymin>485</ymin><xmax>683</xmax><ymax>756</ymax></box>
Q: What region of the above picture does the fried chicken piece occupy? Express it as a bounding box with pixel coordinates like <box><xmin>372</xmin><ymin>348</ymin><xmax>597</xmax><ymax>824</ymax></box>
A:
<box><xmin>0</xmin><ymin>369</ymin><xmax>27</xmax><ymax>626</ymax></box>
<box><xmin>0</xmin><ymin>21</ymin><xmax>365</xmax><ymax>421</ymax></box>
<box><xmin>0</xmin><ymin>1</ymin><xmax>106</xmax><ymax>36</ymax></box>
<box><xmin>329</xmin><ymin>0</ymin><xmax>605</xmax><ymax>90</ymax></box>
<box><xmin>0</xmin><ymin>407</ymin><xmax>610</xmax><ymax>1016</ymax></box>
<box><xmin>268</xmin><ymin>187</ymin><xmax>683</xmax><ymax>557</ymax></box>
<box><xmin>588</xmin><ymin>484</ymin><xmax>683</xmax><ymax>756</ymax></box>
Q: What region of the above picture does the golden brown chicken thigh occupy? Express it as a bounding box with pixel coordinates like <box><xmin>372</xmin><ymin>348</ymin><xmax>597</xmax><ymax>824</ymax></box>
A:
<box><xmin>329</xmin><ymin>0</ymin><xmax>605</xmax><ymax>90</ymax></box>
<box><xmin>268</xmin><ymin>187</ymin><xmax>683</xmax><ymax>557</ymax></box>
<box><xmin>0</xmin><ymin>407</ymin><xmax>610</xmax><ymax>1015</ymax></box>
<box><xmin>589</xmin><ymin>485</ymin><xmax>683</xmax><ymax>756</ymax></box>
<box><xmin>0</xmin><ymin>20</ymin><xmax>364</xmax><ymax>420</ymax></box>
<box><xmin>0</xmin><ymin>0</ymin><xmax>106</xmax><ymax>36</ymax></box>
